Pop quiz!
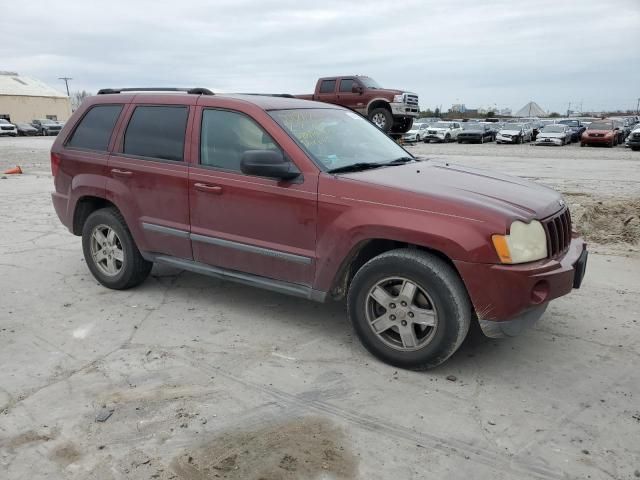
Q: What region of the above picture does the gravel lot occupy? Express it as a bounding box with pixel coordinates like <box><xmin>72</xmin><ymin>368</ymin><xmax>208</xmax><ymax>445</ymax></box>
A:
<box><xmin>1</xmin><ymin>136</ymin><xmax>639</xmax><ymax>479</ymax></box>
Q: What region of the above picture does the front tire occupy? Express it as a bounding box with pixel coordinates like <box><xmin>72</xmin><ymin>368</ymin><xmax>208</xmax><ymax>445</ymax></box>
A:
<box><xmin>368</xmin><ymin>108</ymin><xmax>393</xmax><ymax>133</ymax></box>
<box><xmin>82</xmin><ymin>208</ymin><xmax>152</xmax><ymax>290</ymax></box>
<box><xmin>347</xmin><ymin>249</ymin><xmax>471</xmax><ymax>370</ymax></box>
<box><xmin>444</xmin><ymin>134</ymin><xmax>451</xmax><ymax>143</ymax></box>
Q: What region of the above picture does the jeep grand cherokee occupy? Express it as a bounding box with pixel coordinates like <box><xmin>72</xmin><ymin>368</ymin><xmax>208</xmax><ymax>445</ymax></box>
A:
<box><xmin>50</xmin><ymin>87</ymin><xmax>588</xmax><ymax>370</ymax></box>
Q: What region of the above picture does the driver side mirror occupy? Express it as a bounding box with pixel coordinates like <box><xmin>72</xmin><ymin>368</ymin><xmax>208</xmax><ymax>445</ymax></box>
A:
<box><xmin>351</xmin><ymin>84</ymin><xmax>364</xmax><ymax>94</ymax></box>
<box><xmin>240</xmin><ymin>150</ymin><xmax>300</xmax><ymax>181</ymax></box>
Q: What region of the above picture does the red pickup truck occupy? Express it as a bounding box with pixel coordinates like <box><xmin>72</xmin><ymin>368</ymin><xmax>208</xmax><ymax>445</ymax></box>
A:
<box><xmin>295</xmin><ymin>76</ymin><xmax>419</xmax><ymax>134</ymax></box>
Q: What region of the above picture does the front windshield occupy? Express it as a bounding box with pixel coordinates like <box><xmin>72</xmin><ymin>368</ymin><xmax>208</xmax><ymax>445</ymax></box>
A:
<box><xmin>270</xmin><ymin>109</ymin><xmax>411</xmax><ymax>171</ymax></box>
<box><xmin>358</xmin><ymin>77</ymin><xmax>381</xmax><ymax>89</ymax></box>
<box><xmin>559</xmin><ymin>120</ymin><xmax>578</xmax><ymax>127</ymax></box>
<box><xmin>503</xmin><ymin>123</ymin><xmax>523</xmax><ymax>130</ymax></box>
<box><xmin>431</xmin><ymin>122</ymin><xmax>451</xmax><ymax>128</ymax></box>
<box><xmin>462</xmin><ymin>123</ymin><xmax>483</xmax><ymax>130</ymax></box>
<box><xmin>542</xmin><ymin>125</ymin><xmax>565</xmax><ymax>133</ymax></box>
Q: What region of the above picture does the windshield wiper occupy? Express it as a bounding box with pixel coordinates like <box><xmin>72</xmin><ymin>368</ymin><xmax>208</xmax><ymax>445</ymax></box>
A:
<box><xmin>327</xmin><ymin>157</ymin><xmax>418</xmax><ymax>174</ymax></box>
<box><xmin>327</xmin><ymin>162</ymin><xmax>385</xmax><ymax>174</ymax></box>
<box><xmin>382</xmin><ymin>156</ymin><xmax>416</xmax><ymax>165</ymax></box>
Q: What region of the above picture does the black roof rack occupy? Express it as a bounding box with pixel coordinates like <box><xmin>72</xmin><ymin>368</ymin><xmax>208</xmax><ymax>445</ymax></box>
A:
<box><xmin>97</xmin><ymin>87</ymin><xmax>214</xmax><ymax>95</ymax></box>
<box><xmin>235</xmin><ymin>93</ymin><xmax>295</xmax><ymax>98</ymax></box>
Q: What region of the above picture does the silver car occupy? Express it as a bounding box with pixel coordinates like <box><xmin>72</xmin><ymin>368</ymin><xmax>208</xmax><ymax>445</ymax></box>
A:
<box><xmin>535</xmin><ymin>124</ymin><xmax>572</xmax><ymax>146</ymax></box>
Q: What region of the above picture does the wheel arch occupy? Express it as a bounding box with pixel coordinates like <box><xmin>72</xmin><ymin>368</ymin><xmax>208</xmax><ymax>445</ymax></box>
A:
<box><xmin>328</xmin><ymin>238</ymin><xmax>462</xmax><ymax>300</ymax></box>
<box><xmin>72</xmin><ymin>195</ymin><xmax>119</xmax><ymax>235</ymax></box>
<box><xmin>367</xmin><ymin>99</ymin><xmax>392</xmax><ymax>116</ymax></box>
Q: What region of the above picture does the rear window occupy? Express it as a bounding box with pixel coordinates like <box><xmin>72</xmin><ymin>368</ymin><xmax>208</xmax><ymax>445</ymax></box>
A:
<box><xmin>66</xmin><ymin>105</ymin><xmax>123</xmax><ymax>151</ymax></box>
<box><xmin>123</xmin><ymin>106</ymin><xmax>188</xmax><ymax>161</ymax></box>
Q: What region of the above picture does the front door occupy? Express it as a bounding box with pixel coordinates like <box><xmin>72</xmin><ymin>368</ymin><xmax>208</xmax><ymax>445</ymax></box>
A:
<box><xmin>188</xmin><ymin>107</ymin><xmax>317</xmax><ymax>286</ymax></box>
<box><xmin>336</xmin><ymin>78</ymin><xmax>366</xmax><ymax>114</ymax></box>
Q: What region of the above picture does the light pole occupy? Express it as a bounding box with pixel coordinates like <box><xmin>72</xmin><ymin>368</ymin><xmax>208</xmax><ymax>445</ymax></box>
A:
<box><xmin>58</xmin><ymin>77</ymin><xmax>72</xmax><ymax>97</ymax></box>
<box><xmin>637</xmin><ymin>97</ymin><xmax>639</xmax><ymax>115</ymax></box>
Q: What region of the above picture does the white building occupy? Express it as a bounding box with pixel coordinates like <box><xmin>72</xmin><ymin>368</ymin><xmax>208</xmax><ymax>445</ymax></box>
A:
<box><xmin>0</xmin><ymin>71</ymin><xmax>72</xmax><ymax>123</ymax></box>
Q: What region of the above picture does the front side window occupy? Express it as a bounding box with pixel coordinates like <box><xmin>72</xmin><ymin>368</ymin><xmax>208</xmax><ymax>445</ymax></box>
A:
<box><xmin>319</xmin><ymin>80</ymin><xmax>336</xmax><ymax>93</ymax></box>
<box><xmin>124</xmin><ymin>106</ymin><xmax>188</xmax><ymax>161</ymax></box>
<box><xmin>67</xmin><ymin>104</ymin><xmax>123</xmax><ymax>151</ymax></box>
<box><xmin>270</xmin><ymin>108</ymin><xmax>410</xmax><ymax>171</ymax></box>
<box><xmin>339</xmin><ymin>79</ymin><xmax>355</xmax><ymax>93</ymax></box>
<box><xmin>200</xmin><ymin>109</ymin><xmax>280</xmax><ymax>172</ymax></box>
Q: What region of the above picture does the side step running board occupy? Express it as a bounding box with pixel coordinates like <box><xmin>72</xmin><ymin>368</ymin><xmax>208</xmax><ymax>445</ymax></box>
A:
<box><xmin>150</xmin><ymin>254</ymin><xmax>327</xmax><ymax>303</ymax></box>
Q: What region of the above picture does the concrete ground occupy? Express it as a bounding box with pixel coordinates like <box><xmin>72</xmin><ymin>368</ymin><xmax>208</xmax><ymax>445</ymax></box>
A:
<box><xmin>1</xmin><ymin>136</ymin><xmax>639</xmax><ymax>479</ymax></box>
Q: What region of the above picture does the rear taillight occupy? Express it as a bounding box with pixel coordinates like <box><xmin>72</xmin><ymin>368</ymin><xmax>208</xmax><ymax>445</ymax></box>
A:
<box><xmin>51</xmin><ymin>152</ymin><xmax>61</xmax><ymax>177</ymax></box>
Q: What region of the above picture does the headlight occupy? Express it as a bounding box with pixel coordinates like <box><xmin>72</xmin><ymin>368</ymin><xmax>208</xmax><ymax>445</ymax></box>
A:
<box><xmin>393</xmin><ymin>94</ymin><xmax>404</xmax><ymax>103</ymax></box>
<box><xmin>491</xmin><ymin>220</ymin><xmax>547</xmax><ymax>264</ymax></box>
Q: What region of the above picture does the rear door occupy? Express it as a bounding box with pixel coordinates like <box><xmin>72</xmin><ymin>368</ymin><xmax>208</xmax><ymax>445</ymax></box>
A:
<box><xmin>188</xmin><ymin>105</ymin><xmax>318</xmax><ymax>286</ymax></box>
<box><xmin>107</xmin><ymin>97</ymin><xmax>195</xmax><ymax>259</ymax></box>
<box><xmin>315</xmin><ymin>79</ymin><xmax>339</xmax><ymax>105</ymax></box>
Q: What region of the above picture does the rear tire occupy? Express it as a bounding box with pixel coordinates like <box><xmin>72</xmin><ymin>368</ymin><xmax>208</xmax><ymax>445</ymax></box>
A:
<box><xmin>82</xmin><ymin>208</ymin><xmax>152</xmax><ymax>290</ymax></box>
<box><xmin>347</xmin><ymin>249</ymin><xmax>471</xmax><ymax>370</ymax></box>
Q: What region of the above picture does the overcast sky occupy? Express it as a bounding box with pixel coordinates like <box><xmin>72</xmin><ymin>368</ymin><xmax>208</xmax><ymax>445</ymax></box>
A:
<box><xmin>2</xmin><ymin>0</ymin><xmax>639</xmax><ymax>113</ymax></box>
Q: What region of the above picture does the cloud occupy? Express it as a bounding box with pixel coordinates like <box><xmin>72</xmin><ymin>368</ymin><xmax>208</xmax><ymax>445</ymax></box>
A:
<box><xmin>2</xmin><ymin>0</ymin><xmax>639</xmax><ymax>112</ymax></box>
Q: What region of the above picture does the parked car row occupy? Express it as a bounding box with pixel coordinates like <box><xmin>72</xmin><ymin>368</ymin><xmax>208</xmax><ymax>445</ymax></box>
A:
<box><xmin>0</xmin><ymin>118</ymin><xmax>64</xmax><ymax>137</ymax></box>
<box><xmin>403</xmin><ymin>115</ymin><xmax>639</xmax><ymax>149</ymax></box>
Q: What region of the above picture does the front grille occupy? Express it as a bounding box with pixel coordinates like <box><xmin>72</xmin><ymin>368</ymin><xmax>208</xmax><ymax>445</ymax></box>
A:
<box><xmin>428</xmin><ymin>130</ymin><xmax>437</xmax><ymax>134</ymax></box>
<box><xmin>1</xmin><ymin>126</ymin><xmax>13</xmax><ymax>130</ymax></box>
<box><xmin>542</xmin><ymin>207</ymin><xmax>572</xmax><ymax>258</ymax></box>
<box><xmin>633</xmin><ymin>133</ymin><xmax>640</xmax><ymax>139</ymax></box>
<box><xmin>589</xmin><ymin>133</ymin><xmax>604</xmax><ymax>137</ymax></box>
<box><xmin>405</xmin><ymin>94</ymin><xmax>419</xmax><ymax>106</ymax></box>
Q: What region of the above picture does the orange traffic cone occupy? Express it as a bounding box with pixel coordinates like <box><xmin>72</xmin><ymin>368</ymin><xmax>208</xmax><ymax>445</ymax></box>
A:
<box><xmin>3</xmin><ymin>166</ymin><xmax>22</xmax><ymax>175</ymax></box>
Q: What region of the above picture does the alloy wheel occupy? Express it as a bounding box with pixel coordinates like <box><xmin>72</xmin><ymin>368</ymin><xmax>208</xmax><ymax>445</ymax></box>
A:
<box><xmin>90</xmin><ymin>224</ymin><xmax>124</xmax><ymax>276</ymax></box>
<box><xmin>365</xmin><ymin>277</ymin><xmax>438</xmax><ymax>351</ymax></box>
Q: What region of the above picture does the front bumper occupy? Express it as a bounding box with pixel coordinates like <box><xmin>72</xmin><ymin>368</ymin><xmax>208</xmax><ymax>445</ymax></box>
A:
<box><xmin>424</xmin><ymin>132</ymin><xmax>447</xmax><ymax>141</ymax></box>
<box><xmin>625</xmin><ymin>139</ymin><xmax>640</xmax><ymax>149</ymax></box>
<box><xmin>496</xmin><ymin>134</ymin><xmax>517</xmax><ymax>143</ymax></box>
<box><xmin>536</xmin><ymin>137</ymin><xmax>563</xmax><ymax>146</ymax></box>
<box><xmin>390</xmin><ymin>102</ymin><xmax>419</xmax><ymax>117</ymax></box>
<box><xmin>582</xmin><ymin>135</ymin><xmax>613</xmax><ymax>145</ymax></box>
<box><xmin>458</xmin><ymin>135</ymin><xmax>482</xmax><ymax>142</ymax></box>
<box><xmin>402</xmin><ymin>134</ymin><xmax>418</xmax><ymax>142</ymax></box>
<box><xmin>454</xmin><ymin>236</ymin><xmax>587</xmax><ymax>338</ymax></box>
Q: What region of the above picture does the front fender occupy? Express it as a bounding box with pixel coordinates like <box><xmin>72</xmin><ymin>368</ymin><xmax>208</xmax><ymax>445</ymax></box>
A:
<box><xmin>313</xmin><ymin>201</ymin><xmax>498</xmax><ymax>292</ymax></box>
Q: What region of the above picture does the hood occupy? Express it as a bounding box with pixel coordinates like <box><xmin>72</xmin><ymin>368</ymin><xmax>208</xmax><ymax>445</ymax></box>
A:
<box><xmin>427</xmin><ymin>127</ymin><xmax>450</xmax><ymax>132</ymax></box>
<box><xmin>498</xmin><ymin>129</ymin><xmax>521</xmax><ymax>135</ymax></box>
<box><xmin>459</xmin><ymin>128</ymin><xmax>483</xmax><ymax>134</ymax></box>
<box><xmin>537</xmin><ymin>132</ymin><xmax>565</xmax><ymax>138</ymax></box>
<box><xmin>342</xmin><ymin>160</ymin><xmax>563</xmax><ymax>221</ymax></box>
<box><xmin>587</xmin><ymin>129</ymin><xmax>614</xmax><ymax>134</ymax></box>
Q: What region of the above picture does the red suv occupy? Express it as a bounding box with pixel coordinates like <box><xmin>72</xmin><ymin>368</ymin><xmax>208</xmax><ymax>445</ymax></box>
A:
<box><xmin>51</xmin><ymin>88</ymin><xmax>588</xmax><ymax>369</ymax></box>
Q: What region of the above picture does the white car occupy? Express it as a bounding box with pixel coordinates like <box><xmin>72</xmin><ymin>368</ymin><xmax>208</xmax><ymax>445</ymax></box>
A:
<box><xmin>496</xmin><ymin>123</ymin><xmax>533</xmax><ymax>144</ymax></box>
<box><xmin>402</xmin><ymin>123</ymin><xmax>431</xmax><ymax>143</ymax></box>
<box><xmin>0</xmin><ymin>119</ymin><xmax>18</xmax><ymax>137</ymax></box>
<box><xmin>535</xmin><ymin>124</ymin><xmax>572</xmax><ymax>146</ymax></box>
<box><xmin>422</xmin><ymin>121</ymin><xmax>463</xmax><ymax>143</ymax></box>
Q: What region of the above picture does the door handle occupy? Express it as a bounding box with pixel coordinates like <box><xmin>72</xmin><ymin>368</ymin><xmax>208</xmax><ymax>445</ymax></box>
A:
<box><xmin>194</xmin><ymin>183</ymin><xmax>223</xmax><ymax>194</ymax></box>
<box><xmin>111</xmin><ymin>168</ymin><xmax>133</xmax><ymax>178</ymax></box>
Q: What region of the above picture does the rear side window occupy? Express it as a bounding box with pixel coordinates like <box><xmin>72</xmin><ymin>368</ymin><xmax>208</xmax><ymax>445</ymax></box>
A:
<box><xmin>319</xmin><ymin>80</ymin><xmax>336</xmax><ymax>93</ymax></box>
<box><xmin>124</xmin><ymin>106</ymin><xmax>188</xmax><ymax>161</ymax></box>
<box><xmin>67</xmin><ymin>105</ymin><xmax>123</xmax><ymax>151</ymax></box>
